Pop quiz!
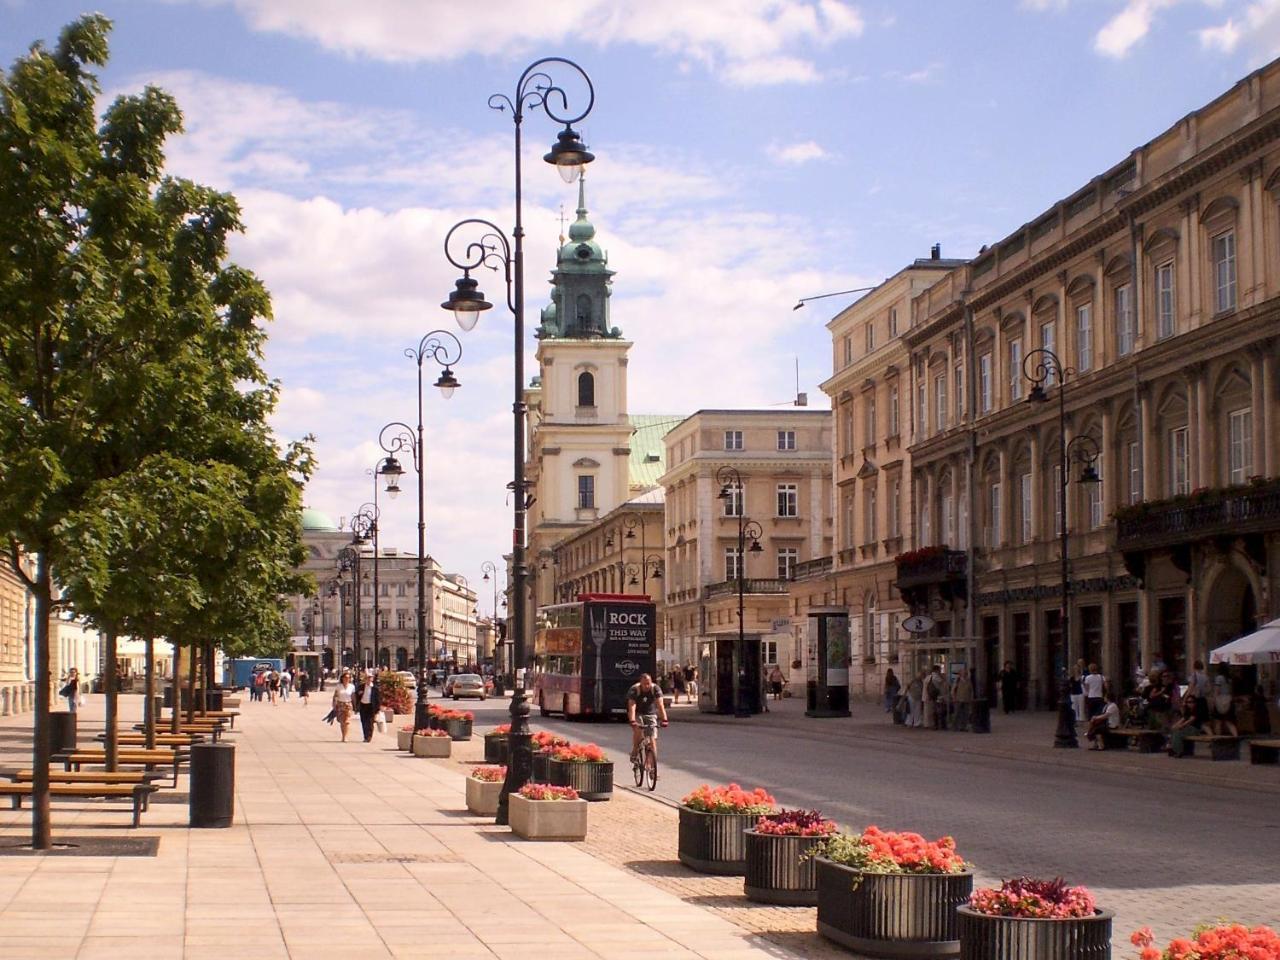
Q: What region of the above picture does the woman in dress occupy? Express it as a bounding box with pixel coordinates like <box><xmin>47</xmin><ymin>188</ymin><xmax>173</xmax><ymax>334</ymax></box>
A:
<box><xmin>882</xmin><ymin>668</ymin><xmax>900</xmax><ymax>714</ymax></box>
<box><xmin>332</xmin><ymin>670</ymin><xmax>355</xmax><ymax>742</ymax></box>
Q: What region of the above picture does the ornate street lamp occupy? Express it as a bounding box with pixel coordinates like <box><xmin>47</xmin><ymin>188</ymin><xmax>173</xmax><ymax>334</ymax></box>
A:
<box><xmin>715</xmin><ymin>465</ymin><xmax>764</xmax><ymax>718</ymax></box>
<box><xmin>378</xmin><ymin>330</ymin><xmax>463</xmax><ymax>731</ymax></box>
<box><xmin>351</xmin><ymin>502</ymin><xmax>379</xmax><ymax>668</ymax></box>
<box><xmin>1023</xmin><ymin>347</ymin><xmax>1100</xmax><ymax>749</ymax></box>
<box><xmin>441</xmin><ymin>56</ymin><xmax>595</xmax><ymax>827</ymax></box>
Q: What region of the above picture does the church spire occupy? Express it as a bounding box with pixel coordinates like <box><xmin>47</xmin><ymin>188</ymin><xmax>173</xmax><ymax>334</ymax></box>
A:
<box><xmin>568</xmin><ymin>173</ymin><xmax>595</xmax><ymax>242</ymax></box>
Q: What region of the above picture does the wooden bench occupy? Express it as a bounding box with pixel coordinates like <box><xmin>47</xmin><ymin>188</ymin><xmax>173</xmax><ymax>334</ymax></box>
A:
<box><xmin>1104</xmin><ymin>728</ymin><xmax>1165</xmax><ymax>753</ymax></box>
<box><xmin>6</xmin><ymin>769</ymin><xmax>164</xmax><ymax>787</ymax></box>
<box><xmin>98</xmin><ymin>733</ymin><xmax>204</xmax><ymax>746</ymax></box>
<box><xmin>1182</xmin><ymin>735</ymin><xmax>1242</xmax><ymax>761</ymax></box>
<box><xmin>59</xmin><ymin>749</ymin><xmax>188</xmax><ymax>787</ymax></box>
<box><xmin>139</xmin><ymin>722</ymin><xmax>223</xmax><ymax>742</ymax></box>
<box><xmin>0</xmin><ymin>782</ymin><xmax>158</xmax><ymax>827</ymax></box>
<box><xmin>1248</xmin><ymin>739</ymin><xmax>1280</xmax><ymax>765</ymax></box>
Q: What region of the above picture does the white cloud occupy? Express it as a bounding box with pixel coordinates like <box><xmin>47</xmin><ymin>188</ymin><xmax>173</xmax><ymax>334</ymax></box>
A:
<box><xmin>766</xmin><ymin>140</ymin><xmax>831</xmax><ymax>164</ymax></box>
<box><xmin>188</xmin><ymin>0</ymin><xmax>863</xmax><ymax>85</ymax></box>
<box><xmin>1093</xmin><ymin>0</ymin><xmax>1175</xmax><ymax>58</ymax></box>
<box><xmin>1199</xmin><ymin>0</ymin><xmax>1280</xmax><ymax>61</ymax></box>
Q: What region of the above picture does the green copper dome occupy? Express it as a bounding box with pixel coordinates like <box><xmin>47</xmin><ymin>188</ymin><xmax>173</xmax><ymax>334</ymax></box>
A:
<box><xmin>557</xmin><ymin>176</ymin><xmax>606</xmax><ymax>267</ymax></box>
<box><xmin>301</xmin><ymin>507</ymin><xmax>338</xmax><ymax>532</ymax></box>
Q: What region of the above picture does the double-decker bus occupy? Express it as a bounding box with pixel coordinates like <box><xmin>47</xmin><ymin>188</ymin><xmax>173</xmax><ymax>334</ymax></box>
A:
<box><xmin>532</xmin><ymin>594</ymin><xmax>657</xmax><ymax>718</ymax></box>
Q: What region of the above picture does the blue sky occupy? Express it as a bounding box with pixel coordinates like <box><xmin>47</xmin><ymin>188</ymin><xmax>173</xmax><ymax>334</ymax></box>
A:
<box><xmin>4</xmin><ymin>0</ymin><xmax>1277</xmax><ymax>609</ymax></box>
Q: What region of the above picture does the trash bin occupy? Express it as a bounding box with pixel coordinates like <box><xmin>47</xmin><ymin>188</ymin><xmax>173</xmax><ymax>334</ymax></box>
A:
<box><xmin>970</xmin><ymin>699</ymin><xmax>991</xmax><ymax>734</ymax></box>
<box><xmin>189</xmin><ymin>741</ymin><xmax>235</xmax><ymax>828</ymax></box>
<box><xmin>48</xmin><ymin>711</ymin><xmax>77</xmax><ymax>754</ymax></box>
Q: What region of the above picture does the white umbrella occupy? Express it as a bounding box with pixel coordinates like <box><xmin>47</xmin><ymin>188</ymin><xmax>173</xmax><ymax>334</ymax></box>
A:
<box><xmin>1209</xmin><ymin>618</ymin><xmax>1280</xmax><ymax>665</ymax></box>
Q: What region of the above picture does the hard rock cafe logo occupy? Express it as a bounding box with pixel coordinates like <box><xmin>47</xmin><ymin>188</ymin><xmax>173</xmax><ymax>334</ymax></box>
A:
<box><xmin>615</xmin><ymin>659</ymin><xmax>641</xmax><ymax>677</ymax></box>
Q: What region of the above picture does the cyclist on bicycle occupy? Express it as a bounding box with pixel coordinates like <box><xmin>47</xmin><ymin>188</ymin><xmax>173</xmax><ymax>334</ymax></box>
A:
<box><xmin>627</xmin><ymin>673</ymin><xmax>669</xmax><ymax>763</ymax></box>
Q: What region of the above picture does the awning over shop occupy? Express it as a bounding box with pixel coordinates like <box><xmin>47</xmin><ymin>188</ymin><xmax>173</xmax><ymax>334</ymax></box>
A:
<box><xmin>1209</xmin><ymin>618</ymin><xmax>1280</xmax><ymax>665</ymax></box>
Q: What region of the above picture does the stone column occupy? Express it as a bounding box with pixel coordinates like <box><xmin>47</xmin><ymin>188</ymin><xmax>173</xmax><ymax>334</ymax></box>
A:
<box><xmin>1251</xmin><ymin>347</ymin><xmax>1267</xmax><ymax>479</ymax></box>
<box><xmin>1263</xmin><ymin>347</ymin><xmax>1277</xmax><ymax>477</ymax></box>
<box><xmin>1140</xmin><ymin>386</ymin><xmax>1158</xmax><ymax>499</ymax></box>
<box><xmin>1192</xmin><ymin>363</ymin><xmax>1211</xmax><ymax>488</ymax></box>
<box><xmin>998</xmin><ymin>442</ymin><xmax>1011</xmax><ymax>547</ymax></box>
<box><xmin>1183</xmin><ymin>196</ymin><xmax>1202</xmax><ymax>330</ymax></box>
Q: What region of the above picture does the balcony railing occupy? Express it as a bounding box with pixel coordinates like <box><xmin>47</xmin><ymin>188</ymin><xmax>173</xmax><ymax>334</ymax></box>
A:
<box><xmin>894</xmin><ymin>548</ymin><xmax>967</xmax><ymax>589</ymax></box>
<box><xmin>704</xmin><ymin>578</ymin><xmax>790</xmax><ymax>599</ymax></box>
<box><xmin>792</xmin><ymin>556</ymin><xmax>833</xmax><ymax>580</ymax></box>
<box><xmin>1115</xmin><ymin>480</ymin><xmax>1280</xmax><ymax>550</ymax></box>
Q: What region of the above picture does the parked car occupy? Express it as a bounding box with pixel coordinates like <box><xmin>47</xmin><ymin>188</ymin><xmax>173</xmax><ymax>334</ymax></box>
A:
<box><xmin>394</xmin><ymin>671</ymin><xmax>417</xmax><ymax>690</ymax></box>
<box><xmin>446</xmin><ymin>673</ymin><xmax>486</xmax><ymax>700</ymax></box>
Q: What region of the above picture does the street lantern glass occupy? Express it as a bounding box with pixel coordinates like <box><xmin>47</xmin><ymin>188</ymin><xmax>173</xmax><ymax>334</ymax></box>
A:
<box><xmin>651</xmin><ymin>567</ymin><xmax>663</xmax><ymax>580</ymax></box>
<box><xmin>1079</xmin><ymin>464</ymin><xmax>1100</xmax><ymax>484</ymax></box>
<box><xmin>749</xmin><ymin>539</ymin><xmax>763</xmax><ymax>553</ymax></box>
<box><xmin>441</xmin><ymin>274</ymin><xmax>492</xmax><ymax>332</ymax></box>
<box><xmin>435</xmin><ymin>367</ymin><xmax>460</xmax><ymax>400</ymax></box>
<box><xmin>544</xmin><ymin>125</ymin><xmax>594</xmax><ymax>183</ymax></box>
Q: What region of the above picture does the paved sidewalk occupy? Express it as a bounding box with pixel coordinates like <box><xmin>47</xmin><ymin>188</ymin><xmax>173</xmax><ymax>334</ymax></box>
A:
<box><xmin>0</xmin><ymin>697</ymin><xmax>789</xmax><ymax>960</ymax></box>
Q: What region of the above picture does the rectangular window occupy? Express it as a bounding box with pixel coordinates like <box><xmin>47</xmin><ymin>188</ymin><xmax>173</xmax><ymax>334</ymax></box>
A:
<box><xmin>724</xmin><ymin>547</ymin><xmax>743</xmax><ymax>581</ymax></box>
<box><xmin>1088</xmin><ymin>457</ymin><xmax>1103</xmax><ymax>530</ymax></box>
<box><xmin>889</xmin><ymin>478</ymin><xmax>901</xmax><ymax>538</ymax></box>
<box><xmin>1155</xmin><ymin>261</ymin><xmax>1175</xmax><ymax>339</ymax></box>
<box><xmin>843</xmin><ymin>335</ymin><xmax>852</xmax><ymax>367</ymax></box>
<box><xmin>1128</xmin><ymin>440</ymin><xmax>1141</xmax><ymax>505</ymax></box>
<box><xmin>776</xmin><ymin>483</ymin><xmax>798</xmax><ymax>517</ymax></box>
<box><xmin>396</xmin><ymin>611</ymin><xmax>407</xmax><ymax>630</ymax></box>
<box><xmin>1115</xmin><ymin>283</ymin><xmax>1134</xmax><ymax>356</ymax></box>
<box><xmin>865</xmin><ymin>323</ymin><xmax>875</xmax><ymax>352</ymax></box>
<box><xmin>1213</xmin><ymin>231</ymin><xmax>1237</xmax><ymax>313</ymax></box>
<box><xmin>841</xmin><ymin>405</ymin><xmax>854</xmax><ymax>456</ymax></box>
<box><xmin>1009</xmin><ymin>337</ymin><xmax>1024</xmax><ymax>401</ymax></box>
<box><xmin>957</xmin><ymin>491</ymin><xmax>969</xmax><ymax>550</ymax></box>
<box><xmin>722</xmin><ymin>482</ymin><xmax>744</xmax><ymax>517</ymax></box>
<box><xmin>843</xmin><ymin>495</ymin><xmax>855</xmax><ymax>549</ymax></box>
<box><xmin>934</xmin><ymin>374</ymin><xmax>947</xmax><ymax>432</ymax></box>
<box><xmin>917</xmin><ymin>377</ymin><xmax>927</xmax><ymax>435</ymax></box>
<box><xmin>979</xmin><ymin>353</ymin><xmax>992</xmax><ymax>413</ymax></box>
<box><xmin>888</xmin><ymin>385</ymin><xmax>900</xmax><ymax>436</ymax></box>
<box><xmin>889</xmin><ymin>307</ymin><xmax>898</xmax><ymax>336</ymax></box>
<box><xmin>988</xmin><ymin>483</ymin><xmax>1001</xmax><ymax>548</ymax></box>
<box><xmin>724</xmin><ymin>430</ymin><xmax>743</xmax><ymax>451</ymax></box>
<box><xmin>865</xmin><ymin>486</ymin><xmax>878</xmax><ymax>542</ymax></box>
<box><xmin>865</xmin><ymin>397</ymin><xmax>877</xmax><ymax>445</ymax></box>
<box><xmin>1020</xmin><ymin>473</ymin><xmax>1032</xmax><ymax>543</ymax></box>
<box><xmin>1228</xmin><ymin>408</ymin><xmax>1253</xmax><ymax>484</ymax></box>
<box><xmin>1040</xmin><ymin>320</ymin><xmax>1057</xmax><ymax>386</ymax></box>
<box><xmin>919</xmin><ymin>505</ymin><xmax>931</xmax><ymax>546</ymax></box>
<box><xmin>1053</xmin><ymin>464</ymin><xmax>1063</xmax><ymax>537</ymax></box>
<box><xmin>1169</xmin><ymin>426</ymin><xmax>1189</xmax><ymax>496</ymax></box>
<box><xmin>777</xmin><ymin>429</ymin><xmax>796</xmax><ymax>451</ymax></box>
<box><xmin>954</xmin><ymin>363</ymin><xmax>964</xmax><ymax>417</ymax></box>
<box><xmin>941</xmin><ymin>493</ymin><xmax>953</xmax><ymax>547</ymax></box>
<box><xmin>577</xmin><ymin>474</ymin><xmax>595</xmax><ymax>509</ymax></box>
<box><xmin>777</xmin><ymin>547</ymin><xmax>798</xmax><ymax>580</ymax></box>
<box><xmin>380</xmin><ymin>582</ymin><xmax>389</xmax><ymax>597</ymax></box>
<box><xmin>396</xmin><ymin>583</ymin><xmax>406</xmax><ymax>597</ymax></box>
<box><xmin>1076</xmin><ymin>304</ymin><xmax>1092</xmax><ymax>372</ymax></box>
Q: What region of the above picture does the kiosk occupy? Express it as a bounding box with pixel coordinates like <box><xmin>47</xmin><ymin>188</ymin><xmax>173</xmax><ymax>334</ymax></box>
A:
<box><xmin>698</xmin><ymin>635</ymin><xmax>764</xmax><ymax>715</ymax></box>
<box><xmin>805</xmin><ymin>609</ymin><xmax>852</xmax><ymax>717</ymax></box>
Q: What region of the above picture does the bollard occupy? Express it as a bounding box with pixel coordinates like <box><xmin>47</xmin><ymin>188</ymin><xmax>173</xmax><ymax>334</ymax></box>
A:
<box><xmin>189</xmin><ymin>742</ymin><xmax>235</xmax><ymax>828</ymax></box>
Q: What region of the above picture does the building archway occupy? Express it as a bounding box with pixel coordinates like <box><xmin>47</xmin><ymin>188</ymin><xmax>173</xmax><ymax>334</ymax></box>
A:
<box><xmin>396</xmin><ymin>647</ymin><xmax>408</xmax><ymax>671</ymax></box>
<box><xmin>1200</xmin><ymin>556</ymin><xmax>1260</xmax><ymax>657</ymax></box>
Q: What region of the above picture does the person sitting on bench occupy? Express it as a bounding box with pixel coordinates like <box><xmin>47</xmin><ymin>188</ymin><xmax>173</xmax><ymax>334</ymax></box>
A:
<box><xmin>1168</xmin><ymin>697</ymin><xmax>1203</xmax><ymax>757</ymax></box>
<box><xmin>1086</xmin><ymin>696</ymin><xmax>1121</xmax><ymax>750</ymax></box>
<box><xmin>1208</xmin><ymin>674</ymin><xmax>1238</xmax><ymax>737</ymax></box>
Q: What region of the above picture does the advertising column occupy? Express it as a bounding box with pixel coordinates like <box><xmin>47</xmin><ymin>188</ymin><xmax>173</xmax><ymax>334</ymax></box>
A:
<box><xmin>805</xmin><ymin>608</ymin><xmax>851</xmax><ymax>717</ymax></box>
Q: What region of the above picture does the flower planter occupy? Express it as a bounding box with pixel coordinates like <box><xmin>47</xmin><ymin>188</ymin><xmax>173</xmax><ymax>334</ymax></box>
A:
<box><xmin>396</xmin><ymin>729</ymin><xmax>413</xmax><ymax>751</ymax></box>
<box><xmin>383</xmin><ymin>707</ymin><xmax>395</xmax><ymax>723</ymax></box>
<box><xmin>743</xmin><ymin>830</ymin><xmax>824</xmax><ymax>905</ymax></box>
<box><xmin>509</xmin><ymin>794</ymin><xmax>587</xmax><ymax>841</ymax></box>
<box><xmin>532</xmin><ymin>752</ymin><xmax>551</xmax><ymax>783</ymax></box>
<box><xmin>411</xmin><ymin>734</ymin><xmax>452</xmax><ymax>758</ymax></box>
<box><xmin>956</xmin><ymin>907</ymin><xmax>1112</xmax><ymax>960</ymax></box>
<box><xmin>815</xmin><ymin>857</ymin><xmax>973</xmax><ymax>958</ymax></box>
<box><xmin>483</xmin><ymin>734</ymin><xmax>509</xmax><ymax>764</ymax></box>
<box><xmin>677</xmin><ymin>807</ymin><xmax>757</xmax><ymax>875</ymax></box>
<box><xmin>547</xmin><ymin>759</ymin><xmax>614</xmax><ymax>801</ymax></box>
<box><xmin>445</xmin><ymin>717</ymin><xmax>473</xmax><ymax>741</ymax></box>
<box><xmin>465</xmin><ymin>777</ymin><xmax>504</xmax><ymax>816</ymax></box>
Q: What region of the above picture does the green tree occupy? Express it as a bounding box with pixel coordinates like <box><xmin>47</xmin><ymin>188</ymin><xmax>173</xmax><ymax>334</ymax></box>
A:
<box><xmin>0</xmin><ymin>16</ymin><xmax>308</xmax><ymax>847</ymax></box>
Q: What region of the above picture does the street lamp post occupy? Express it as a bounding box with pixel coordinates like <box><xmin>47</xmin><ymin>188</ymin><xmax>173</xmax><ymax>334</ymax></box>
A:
<box><xmin>714</xmin><ymin>465</ymin><xmax>763</xmax><ymax>718</ymax></box>
<box><xmin>337</xmin><ymin>543</ymin><xmax>360</xmax><ymax>669</ymax></box>
<box><xmin>481</xmin><ymin>560</ymin><xmax>502</xmax><ymax>677</ymax></box>
<box><xmin>440</xmin><ymin>55</ymin><xmax>595</xmax><ymax>827</ymax></box>
<box><xmin>352</xmin><ymin>503</ymin><xmax>379</xmax><ymax>668</ymax></box>
<box><xmin>377</xmin><ymin>330</ymin><xmax>463</xmax><ymax>733</ymax></box>
<box><xmin>1023</xmin><ymin>347</ymin><xmax>1100</xmax><ymax>750</ymax></box>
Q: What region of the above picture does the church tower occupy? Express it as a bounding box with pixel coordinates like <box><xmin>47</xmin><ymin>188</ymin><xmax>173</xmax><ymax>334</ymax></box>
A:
<box><xmin>526</xmin><ymin>177</ymin><xmax>634</xmax><ymax>599</ymax></box>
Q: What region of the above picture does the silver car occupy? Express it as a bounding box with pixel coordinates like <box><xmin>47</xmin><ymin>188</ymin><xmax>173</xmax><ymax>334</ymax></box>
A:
<box><xmin>448</xmin><ymin>673</ymin><xmax>486</xmax><ymax>700</ymax></box>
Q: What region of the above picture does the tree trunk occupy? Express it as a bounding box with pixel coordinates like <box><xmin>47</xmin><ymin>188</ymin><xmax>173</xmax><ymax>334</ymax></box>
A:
<box><xmin>169</xmin><ymin>643</ymin><xmax>180</xmax><ymax>735</ymax></box>
<box><xmin>30</xmin><ymin>555</ymin><xmax>53</xmax><ymax>850</ymax></box>
<box><xmin>186</xmin><ymin>644</ymin><xmax>197</xmax><ymax>724</ymax></box>
<box><xmin>104</xmin><ymin>628</ymin><xmax>118</xmax><ymax>772</ymax></box>
<box><xmin>143</xmin><ymin>633</ymin><xmax>155</xmax><ymax>750</ymax></box>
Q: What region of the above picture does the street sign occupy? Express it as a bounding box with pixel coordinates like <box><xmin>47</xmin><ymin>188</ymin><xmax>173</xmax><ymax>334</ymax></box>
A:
<box><xmin>901</xmin><ymin>614</ymin><xmax>936</xmax><ymax>635</ymax></box>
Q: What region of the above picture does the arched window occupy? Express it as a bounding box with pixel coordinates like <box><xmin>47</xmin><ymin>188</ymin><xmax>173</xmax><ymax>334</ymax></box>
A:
<box><xmin>575</xmin><ymin>293</ymin><xmax>593</xmax><ymax>331</ymax></box>
<box><xmin>577</xmin><ymin>371</ymin><xmax>595</xmax><ymax>407</ymax></box>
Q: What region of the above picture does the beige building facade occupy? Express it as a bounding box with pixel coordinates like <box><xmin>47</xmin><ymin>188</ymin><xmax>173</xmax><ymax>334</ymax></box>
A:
<box><xmin>662</xmin><ymin>410</ymin><xmax>833</xmax><ymax>677</ymax></box>
<box><xmin>903</xmin><ymin>61</ymin><xmax>1280</xmax><ymax>707</ymax></box>
<box><xmin>0</xmin><ymin>556</ymin><xmax>33</xmax><ymax>715</ymax></box>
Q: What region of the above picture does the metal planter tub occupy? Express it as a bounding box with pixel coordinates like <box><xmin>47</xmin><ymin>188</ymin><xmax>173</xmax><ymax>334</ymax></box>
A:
<box><xmin>815</xmin><ymin>858</ymin><xmax>974</xmax><ymax>958</ymax></box>
<box><xmin>957</xmin><ymin>907</ymin><xmax>1112</xmax><ymax>960</ymax></box>
<box><xmin>532</xmin><ymin>752</ymin><xmax>552</xmax><ymax>783</ymax></box>
<box><xmin>677</xmin><ymin>807</ymin><xmax>757</xmax><ymax>875</ymax></box>
<box><xmin>444</xmin><ymin>718</ymin><xmax>473</xmax><ymax>741</ymax></box>
<box><xmin>547</xmin><ymin>759</ymin><xmax>614</xmax><ymax>801</ymax></box>
<box><xmin>743</xmin><ymin>830</ymin><xmax>823</xmax><ymax>905</ymax></box>
<box><xmin>483</xmin><ymin>734</ymin><xmax>509</xmax><ymax>764</ymax></box>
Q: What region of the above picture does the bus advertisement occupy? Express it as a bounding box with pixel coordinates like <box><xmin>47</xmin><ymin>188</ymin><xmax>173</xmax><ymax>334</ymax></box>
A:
<box><xmin>533</xmin><ymin>594</ymin><xmax>656</xmax><ymax>718</ymax></box>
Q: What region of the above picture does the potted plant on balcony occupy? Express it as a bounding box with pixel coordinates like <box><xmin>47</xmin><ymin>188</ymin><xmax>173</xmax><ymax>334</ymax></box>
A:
<box><xmin>441</xmin><ymin>708</ymin><xmax>474</xmax><ymax>741</ymax></box>
<box><xmin>465</xmin><ymin>765</ymin><xmax>506</xmax><ymax>816</ymax></box>
<box><xmin>397</xmin><ymin>723</ymin><xmax>415</xmax><ymax>751</ymax></box>
<box><xmin>1130</xmin><ymin>922</ymin><xmax>1280</xmax><ymax>960</ymax></box>
<box><xmin>959</xmin><ymin>878</ymin><xmax>1111</xmax><ymax>959</ymax></box>
<box><xmin>411</xmin><ymin>728</ymin><xmax>452</xmax><ymax>758</ymax></box>
<box><xmin>547</xmin><ymin>742</ymin><xmax>614</xmax><ymax>801</ymax></box>
<box><xmin>508</xmin><ymin>783</ymin><xmax>587</xmax><ymax>841</ymax></box>
<box><xmin>678</xmin><ymin>783</ymin><xmax>777</xmax><ymax>875</ymax></box>
<box><xmin>531</xmin><ymin>731</ymin><xmax>569</xmax><ymax>782</ymax></box>
<box><xmin>744</xmin><ymin>808</ymin><xmax>838</xmax><ymax>905</ymax></box>
<box><xmin>811</xmin><ymin>825</ymin><xmax>973</xmax><ymax>958</ymax></box>
<box><xmin>484</xmin><ymin>724</ymin><xmax>511</xmax><ymax>763</ymax></box>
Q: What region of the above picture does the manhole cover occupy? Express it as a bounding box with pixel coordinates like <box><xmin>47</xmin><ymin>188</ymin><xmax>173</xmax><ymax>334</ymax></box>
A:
<box><xmin>0</xmin><ymin>836</ymin><xmax>159</xmax><ymax>857</ymax></box>
<box><xmin>329</xmin><ymin>852</ymin><xmax>462</xmax><ymax>864</ymax></box>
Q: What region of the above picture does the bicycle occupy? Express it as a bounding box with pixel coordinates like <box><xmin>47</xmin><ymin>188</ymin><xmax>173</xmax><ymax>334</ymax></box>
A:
<box><xmin>631</xmin><ymin>717</ymin><xmax>662</xmax><ymax>791</ymax></box>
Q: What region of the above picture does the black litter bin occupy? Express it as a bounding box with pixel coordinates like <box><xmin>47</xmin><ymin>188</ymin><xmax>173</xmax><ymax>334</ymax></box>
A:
<box><xmin>189</xmin><ymin>741</ymin><xmax>235</xmax><ymax>828</ymax></box>
<box><xmin>48</xmin><ymin>711</ymin><xmax>77</xmax><ymax>754</ymax></box>
<box><xmin>970</xmin><ymin>699</ymin><xmax>991</xmax><ymax>734</ymax></box>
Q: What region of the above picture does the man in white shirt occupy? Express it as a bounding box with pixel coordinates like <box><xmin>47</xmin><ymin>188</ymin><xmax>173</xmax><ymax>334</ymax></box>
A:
<box><xmin>1085</xmin><ymin>696</ymin><xmax>1121</xmax><ymax>749</ymax></box>
<box><xmin>1081</xmin><ymin>663</ymin><xmax>1106</xmax><ymax>719</ymax></box>
<box><xmin>356</xmin><ymin>671</ymin><xmax>381</xmax><ymax>742</ymax></box>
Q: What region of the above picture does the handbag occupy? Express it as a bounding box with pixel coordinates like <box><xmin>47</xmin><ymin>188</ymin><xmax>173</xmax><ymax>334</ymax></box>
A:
<box><xmin>375</xmin><ymin>713</ymin><xmax>386</xmax><ymax>733</ymax></box>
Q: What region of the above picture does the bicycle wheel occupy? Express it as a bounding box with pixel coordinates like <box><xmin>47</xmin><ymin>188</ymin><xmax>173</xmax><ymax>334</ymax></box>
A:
<box><xmin>644</xmin><ymin>741</ymin><xmax>657</xmax><ymax>791</ymax></box>
<box><xmin>632</xmin><ymin>748</ymin><xmax>644</xmax><ymax>786</ymax></box>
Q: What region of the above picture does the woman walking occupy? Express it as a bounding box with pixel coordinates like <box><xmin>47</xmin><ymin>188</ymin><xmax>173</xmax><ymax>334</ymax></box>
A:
<box><xmin>296</xmin><ymin>669</ymin><xmax>310</xmax><ymax>706</ymax></box>
<box><xmin>59</xmin><ymin>668</ymin><xmax>80</xmax><ymax>713</ymax></box>
<box><xmin>332</xmin><ymin>670</ymin><xmax>355</xmax><ymax>742</ymax></box>
<box><xmin>883</xmin><ymin>668</ymin><xmax>900</xmax><ymax>714</ymax></box>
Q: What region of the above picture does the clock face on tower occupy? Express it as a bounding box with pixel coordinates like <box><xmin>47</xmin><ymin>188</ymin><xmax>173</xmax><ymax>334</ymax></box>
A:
<box><xmin>575</xmin><ymin>243</ymin><xmax>592</xmax><ymax>260</ymax></box>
